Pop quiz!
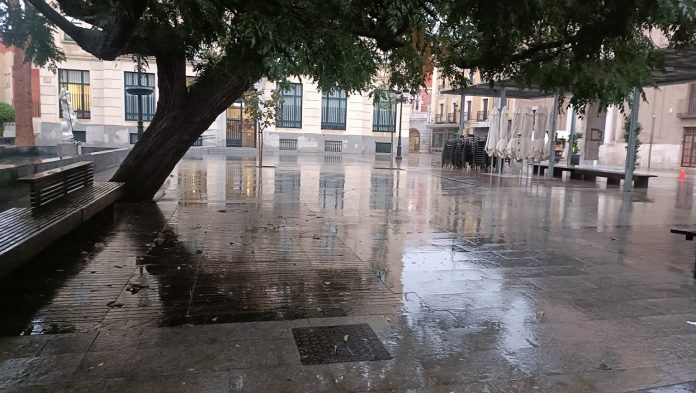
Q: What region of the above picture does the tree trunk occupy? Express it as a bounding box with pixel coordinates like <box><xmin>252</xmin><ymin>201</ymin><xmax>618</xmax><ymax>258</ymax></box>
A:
<box><xmin>12</xmin><ymin>47</ymin><xmax>35</xmax><ymax>147</ymax></box>
<box><xmin>111</xmin><ymin>55</ymin><xmax>251</xmax><ymax>201</ymax></box>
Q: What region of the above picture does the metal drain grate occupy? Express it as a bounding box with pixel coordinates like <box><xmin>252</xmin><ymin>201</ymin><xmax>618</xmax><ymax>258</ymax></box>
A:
<box><xmin>292</xmin><ymin>324</ymin><xmax>391</xmax><ymax>365</ymax></box>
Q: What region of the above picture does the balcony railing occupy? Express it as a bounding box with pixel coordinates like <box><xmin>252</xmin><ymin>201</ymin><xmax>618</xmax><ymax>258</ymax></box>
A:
<box><xmin>677</xmin><ymin>99</ymin><xmax>696</xmax><ymax>118</ymax></box>
<box><xmin>435</xmin><ymin>112</ymin><xmax>460</xmax><ymax>124</ymax></box>
<box><xmin>476</xmin><ymin>111</ymin><xmax>488</xmax><ymax>121</ymax></box>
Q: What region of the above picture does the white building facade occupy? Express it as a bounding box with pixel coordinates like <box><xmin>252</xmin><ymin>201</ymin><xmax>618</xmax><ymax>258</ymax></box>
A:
<box><xmin>262</xmin><ymin>79</ymin><xmax>411</xmax><ymax>154</ymax></box>
<box><xmin>3</xmin><ymin>31</ymin><xmax>411</xmax><ymax>155</ymax></box>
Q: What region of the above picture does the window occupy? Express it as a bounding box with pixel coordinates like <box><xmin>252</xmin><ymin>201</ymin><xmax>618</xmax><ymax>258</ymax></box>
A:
<box><xmin>372</xmin><ymin>98</ymin><xmax>397</xmax><ymax>132</ymax></box>
<box><xmin>124</xmin><ymin>72</ymin><xmax>156</xmax><ymax>121</ymax></box>
<box><xmin>321</xmin><ymin>90</ymin><xmax>347</xmax><ymax>130</ymax></box>
<box><xmin>482</xmin><ymin>98</ymin><xmax>489</xmax><ymax>118</ymax></box>
<box><xmin>58</xmin><ymin>69</ymin><xmax>90</xmax><ymax>119</ymax></box>
<box><xmin>277</xmin><ymin>83</ymin><xmax>302</xmax><ymax>128</ymax></box>
<box><xmin>63</xmin><ymin>19</ymin><xmax>81</xmax><ymax>41</ymax></box>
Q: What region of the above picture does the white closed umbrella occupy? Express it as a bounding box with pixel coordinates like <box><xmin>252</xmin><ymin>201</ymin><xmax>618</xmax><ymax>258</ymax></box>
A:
<box><xmin>495</xmin><ymin>106</ymin><xmax>509</xmax><ymax>157</ymax></box>
<box><xmin>505</xmin><ymin>107</ymin><xmax>523</xmax><ymax>159</ymax></box>
<box><xmin>518</xmin><ymin>107</ymin><xmax>534</xmax><ymax>160</ymax></box>
<box><xmin>542</xmin><ymin>107</ymin><xmax>558</xmax><ymax>160</ymax></box>
<box><xmin>485</xmin><ymin>108</ymin><xmax>500</xmax><ymax>157</ymax></box>
<box><xmin>531</xmin><ymin>106</ymin><xmax>548</xmax><ymax>161</ymax></box>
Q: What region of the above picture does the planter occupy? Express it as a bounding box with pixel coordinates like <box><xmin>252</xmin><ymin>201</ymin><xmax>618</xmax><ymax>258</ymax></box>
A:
<box><xmin>570</xmin><ymin>153</ymin><xmax>580</xmax><ymax>166</ymax></box>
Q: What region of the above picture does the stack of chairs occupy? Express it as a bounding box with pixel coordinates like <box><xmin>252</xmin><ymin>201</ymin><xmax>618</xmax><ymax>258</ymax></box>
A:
<box><xmin>443</xmin><ymin>135</ymin><xmax>495</xmax><ymax>171</ymax></box>
<box><xmin>473</xmin><ymin>136</ymin><xmax>488</xmax><ymax>170</ymax></box>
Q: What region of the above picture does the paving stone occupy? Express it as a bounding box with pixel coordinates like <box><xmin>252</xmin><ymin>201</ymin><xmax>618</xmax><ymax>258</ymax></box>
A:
<box><xmin>0</xmin><ymin>153</ymin><xmax>695</xmax><ymax>391</ymax></box>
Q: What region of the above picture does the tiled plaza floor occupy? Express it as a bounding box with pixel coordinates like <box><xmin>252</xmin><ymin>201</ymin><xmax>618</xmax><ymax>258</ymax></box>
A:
<box><xmin>1</xmin><ymin>150</ymin><xmax>696</xmax><ymax>392</ymax></box>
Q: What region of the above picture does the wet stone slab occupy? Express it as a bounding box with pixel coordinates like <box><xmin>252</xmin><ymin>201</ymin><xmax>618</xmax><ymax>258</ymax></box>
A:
<box><xmin>1</xmin><ymin>152</ymin><xmax>696</xmax><ymax>391</ymax></box>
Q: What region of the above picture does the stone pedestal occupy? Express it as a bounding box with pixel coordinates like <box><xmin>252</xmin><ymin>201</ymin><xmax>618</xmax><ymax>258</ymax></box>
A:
<box><xmin>57</xmin><ymin>142</ymin><xmax>80</xmax><ymax>158</ymax></box>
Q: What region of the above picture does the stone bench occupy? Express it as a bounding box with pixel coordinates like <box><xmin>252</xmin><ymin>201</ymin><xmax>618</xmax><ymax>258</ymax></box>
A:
<box><xmin>0</xmin><ymin>161</ymin><xmax>123</xmax><ymax>277</ymax></box>
<box><xmin>531</xmin><ymin>163</ymin><xmax>657</xmax><ymax>188</ymax></box>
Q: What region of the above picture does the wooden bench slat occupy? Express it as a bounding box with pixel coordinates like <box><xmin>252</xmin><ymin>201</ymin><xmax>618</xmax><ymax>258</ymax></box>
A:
<box><xmin>0</xmin><ymin>208</ymin><xmax>76</xmax><ymax>245</ymax></box>
<box><xmin>16</xmin><ymin>161</ymin><xmax>93</xmax><ymax>182</ymax></box>
<box><xmin>0</xmin><ymin>182</ymin><xmax>124</xmax><ymax>277</ymax></box>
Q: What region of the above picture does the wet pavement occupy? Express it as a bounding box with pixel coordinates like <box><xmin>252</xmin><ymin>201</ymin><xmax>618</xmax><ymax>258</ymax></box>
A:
<box><xmin>2</xmin><ymin>150</ymin><xmax>696</xmax><ymax>392</ymax></box>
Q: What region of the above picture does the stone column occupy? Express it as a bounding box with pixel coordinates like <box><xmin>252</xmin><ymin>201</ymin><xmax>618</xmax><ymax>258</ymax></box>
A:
<box><xmin>603</xmin><ymin>106</ymin><xmax>616</xmax><ymax>144</ymax></box>
<box><xmin>12</xmin><ymin>46</ymin><xmax>35</xmax><ymax>146</ymax></box>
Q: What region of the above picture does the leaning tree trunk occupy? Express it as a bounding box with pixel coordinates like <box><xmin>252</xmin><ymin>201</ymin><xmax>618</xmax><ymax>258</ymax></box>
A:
<box><xmin>111</xmin><ymin>55</ymin><xmax>251</xmax><ymax>201</ymax></box>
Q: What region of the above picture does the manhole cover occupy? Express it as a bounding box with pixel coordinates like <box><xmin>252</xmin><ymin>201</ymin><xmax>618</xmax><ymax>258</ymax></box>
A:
<box><xmin>292</xmin><ymin>323</ymin><xmax>391</xmax><ymax>365</ymax></box>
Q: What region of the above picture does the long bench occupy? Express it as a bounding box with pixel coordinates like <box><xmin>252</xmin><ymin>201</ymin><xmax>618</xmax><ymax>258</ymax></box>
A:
<box><xmin>531</xmin><ymin>163</ymin><xmax>657</xmax><ymax>188</ymax></box>
<box><xmin>0</xmin><ymin>161</ymin><xmax>123</xmax><ymax>277</ymax></box>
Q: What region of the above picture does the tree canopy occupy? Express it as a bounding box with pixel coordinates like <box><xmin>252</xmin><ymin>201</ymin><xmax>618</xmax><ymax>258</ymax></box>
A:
<box><xmin>3</xmin><ymin>1</ymin><xmax>695</xmax><ymax>108</ymax></box>
<box><xmin>1</xmin><ymin>0</ymin><xmax>695</xmax><ymax>199</ymax></box>
<box><xmin>433</xmin><ymin>0</ymin><xmax>696</xmax><ymax>109</ymax></box>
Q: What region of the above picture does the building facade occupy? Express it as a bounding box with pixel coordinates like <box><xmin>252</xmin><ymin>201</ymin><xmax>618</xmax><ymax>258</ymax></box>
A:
<box><xmin>1</xmin><ymin>33</ymin><xmax>411</xmax><ymax>155</ymax></box>
<box><xmin>596</xmin><ymin>83</ymin><xmax>696</xmax><ymax>170</ymax></box>
<box><xmin>261</xmin><ymin>79</ymin><xmax>411</xmax><ymax>154</ymax></box>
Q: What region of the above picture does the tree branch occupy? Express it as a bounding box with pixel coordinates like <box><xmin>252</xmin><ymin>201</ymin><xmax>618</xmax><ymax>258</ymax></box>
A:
<box><xmin>26</xmin><ymin>0</ymin><xmax>146</xmax><ymax>60</ymax></box>
<box><xmin>452</xmin><ymin>39</ymin><xmax>573</xmax><ymax>70</ymax></box>
<box><xmin>26</xmin><ymin>0</ymin><xmax>102</xmax><ymax>43</ymax></box>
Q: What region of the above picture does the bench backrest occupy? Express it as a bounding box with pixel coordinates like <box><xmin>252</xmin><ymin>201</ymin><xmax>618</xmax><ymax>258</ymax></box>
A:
<box><xmin>17</xmin><ymin>161</ymin><xmax>94</xmax><ymax>208</ymax></box>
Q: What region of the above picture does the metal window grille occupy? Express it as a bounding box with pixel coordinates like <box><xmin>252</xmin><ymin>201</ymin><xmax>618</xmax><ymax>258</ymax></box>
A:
<box><xmin>324</xmin><ymin>141</ymin><xmax>342</xmax><ymax>152</ymax></box>
<box><xmin>72</xmin><ymin>131</ymin><xmax>86</xmax><ymax>142</ymax></box>
<box><xmin>321</xmin><ymin>90</ymin><xmax>347</xmax><ymax>130</ymax></box>
<box><xmin>279</xmin><ymin>138</ymin><xmax>298</xmax><ymax>151</ymax></box>
<box><xmin>279</xmin><ymin>154</ymin><xmax>298</xmax><ymax>164</ymax></box>
<box><xmin>277</xmin><ymin>83</ymin><xmax>303</xmax><ymax>128</ymax></box>
<box><xmin>375</xmin><ymin>142</ymin><xmax>392</xmax><ymax>153</ymax></box>
<box><xmin>324</xmin><ymin>154</ymin><xmax>342</xmax><ymax>164</ymax></box>
<box><xmin>58</xmin><ymin>69</ymin><xmax>91</xmax><ymax>119</ymax></box>
<box><xmin>370</xmin><ymin>173</ymin><xmax>394</xmax><ymax>209</ymax></box>
<box><xmin>192</xmin><ymin>137</ymin><xmax>203</xmax><ymax>146</ymax></box>
<box><xmin>372</xmin><ymin>99</ymin><xmax>397</xmax><ymax>132</ymax></box>
<box><xmin>319</xmin><ymin>174</ymin><xmax>345</xmax><ymax>210</ymax></box>
<box><xmin>125</xmin><ymin>71</ymin><xmax>156</xmax><ymax>121</ymax></box>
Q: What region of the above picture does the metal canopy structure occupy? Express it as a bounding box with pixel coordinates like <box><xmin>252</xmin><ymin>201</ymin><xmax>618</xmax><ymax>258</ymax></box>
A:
<box><xmin>441</xmin><ymin>48</ymin><xmax>696</xmax><ymax>98</ymax></box>
<box><xmin>439</xmin><ymin>47</ymin><xmax>696</xmax><ymax>190</ymax></box>
<box><xmin>652</xmin><ymin>48</ymin><xmax>696</xmax><ymax>86</ymax></box>
<box><xmin>440</xmin><ymin>80</ymin><xmax>550</xmax><ymax>99</ymax></box>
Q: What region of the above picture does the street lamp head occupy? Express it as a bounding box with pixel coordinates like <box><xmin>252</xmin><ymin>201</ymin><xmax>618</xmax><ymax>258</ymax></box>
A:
<box><xmin>125</xmin><ymin>86</ymin><xmax>155</xmax><ymax>96</ymax></box>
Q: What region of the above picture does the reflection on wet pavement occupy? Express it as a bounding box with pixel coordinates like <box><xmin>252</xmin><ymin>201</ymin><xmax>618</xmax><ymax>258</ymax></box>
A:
<box><xmin>1</xmin><ymin>150</ymin><xmax>696</xmax><ymax>392</ymax></box>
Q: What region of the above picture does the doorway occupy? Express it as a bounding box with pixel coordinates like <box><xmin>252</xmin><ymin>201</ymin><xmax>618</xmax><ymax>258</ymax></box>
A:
<box><xmin>226</xmin><ymin>102</ymin><xmax>256</xmax><ymax>147</ymax></box>
<box><xmin>681</xmin><ymin>128</ymin><xmax>696</xmax><ymax>167</ymax></box>
<box><xmin>409</xmin><ymin>129</ymin><xmax>420</xmax><ymax>152</ymax></box>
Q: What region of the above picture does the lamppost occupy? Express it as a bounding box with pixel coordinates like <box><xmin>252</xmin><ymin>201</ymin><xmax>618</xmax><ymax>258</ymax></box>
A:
<box><xmin>125</xmin><ymin>54</ymin><xmax>154</xmax><ymax>142</ymax></box>
<box><xmin>395</xmin><ymin>92</ymin><xmax>408</xmax><ymax>162</ymax></box>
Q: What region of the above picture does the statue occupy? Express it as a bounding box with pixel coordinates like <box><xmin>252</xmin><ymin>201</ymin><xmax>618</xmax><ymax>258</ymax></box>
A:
<box><xmin>59</xmin><ymin>88</ymin><xmax>78</xmax><ymax>140</ymax></box>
